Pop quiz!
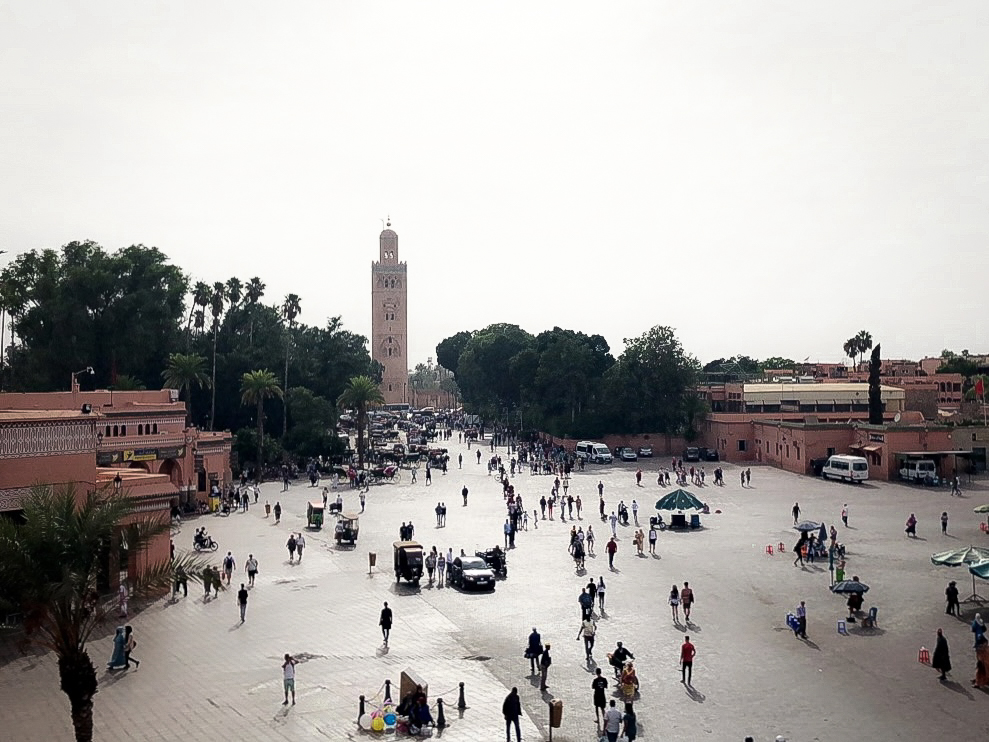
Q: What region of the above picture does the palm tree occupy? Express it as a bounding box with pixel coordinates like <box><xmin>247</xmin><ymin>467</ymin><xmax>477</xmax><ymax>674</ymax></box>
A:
<box><xmin>161</xmin><ymin>353</ymin><xmax>211</xmax><ymax>423</ymax></box>
<box><xmin>111</xmin><ymin>374</ymin><xmax>145</xmax><ymax>391</ymax></box>
<box><xmin>241</xmin><ymin>370</ymin><xmax>283</xmax><ymax>479</ymax></box>
<box><xmin>208</xmin><ymin>282</ymin><xmax>226</xmax><ymax>430</ymax></box>
<box><xmin>0</xmin><ymin>485</ymin><xmax>211</xmax><ymax>742</ymax></box>
<box><xmin>337</xmin><ymin>375</ymin><xmax>385</xmax><ymax>468</ymax></box>
<box><xmin>225</xmin><ymin>277</ymin><xmax>243</xmax><ymax>309</ymax></box>
<box><xmin>854</xmin><ymin>329</ymin><xmax>873</xmax><ymax>368</ymax></box>
<box><xmin>281</xmin><ymin>294</ymin><xmax>302</xmax><ymax>437</ymax></box>
<box><xmin>245</xmin><ymin>277</ymin><xmax>265</xmax><ymax>347</ymax></box>
<box><xmin>186</xmin><ymin>281</ymin><xmax>211</xmax><ymax>348</ymax></box>
<box><xmin>843</xmin><ymin>338</ymin><xmax>857</xmax><ymax>368</ymax></box>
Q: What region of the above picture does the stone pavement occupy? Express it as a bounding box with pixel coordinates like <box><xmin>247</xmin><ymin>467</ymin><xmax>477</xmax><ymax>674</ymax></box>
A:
<box><xmin>3</xmin><ymin>438</ymin><xmax>989</xmax><ymax>741</ymax></box>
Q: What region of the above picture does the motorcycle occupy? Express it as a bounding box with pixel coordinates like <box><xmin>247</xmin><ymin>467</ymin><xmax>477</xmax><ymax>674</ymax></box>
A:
<box><xmin>194</xmin><ymin>536</ymin><xmax>218</xmax><ymax>552</ymax></box>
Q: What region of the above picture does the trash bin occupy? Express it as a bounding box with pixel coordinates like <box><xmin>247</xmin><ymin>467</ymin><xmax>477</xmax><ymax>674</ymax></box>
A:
<box><xmin>548</xmin><ymin>699</ymin><xmax>563</xmax><ymax>727</ymax></box>
<box><xmin>369</xmin><ymin>552</ymin><xmax>377</xmax><ymax>568</ymax></box>
<box><xmin>690</xmin><ymin>514</ymin><xmax>700</xmax><ymax>529</ymax></box>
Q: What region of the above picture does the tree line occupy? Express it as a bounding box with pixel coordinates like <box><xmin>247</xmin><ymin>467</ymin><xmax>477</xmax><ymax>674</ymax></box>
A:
<box><xmin>436</xmin><ymin>324</ymin><xmax>705</xmax><ymax>440</ymax></box>
<box><xmin>0</xmin><ymin>241</ymin><xmax>377</xmax><ymax>469</ymax></box>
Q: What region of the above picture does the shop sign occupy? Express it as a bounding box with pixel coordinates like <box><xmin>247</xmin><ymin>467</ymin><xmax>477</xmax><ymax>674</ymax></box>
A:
<box><xmin>868</xmin><ymin>433</ymin><xmax>885</xmax><ymax>443</ymax></box>
<box><xmin>123</xmin><ymin>448</ymin><xmax>157</xmax><ymax>462</ymax></box>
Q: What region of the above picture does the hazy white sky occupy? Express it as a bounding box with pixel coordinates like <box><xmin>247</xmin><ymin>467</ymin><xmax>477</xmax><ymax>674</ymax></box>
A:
<box><xmin>2</xmin><ymin>1</ymin><xmax>987</xmax><ymax>368</ymax></box>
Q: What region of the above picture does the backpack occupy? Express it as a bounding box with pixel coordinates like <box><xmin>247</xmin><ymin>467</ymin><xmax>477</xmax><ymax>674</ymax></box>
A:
<box><xmin>224</xmin><ymin>556</ymin><xmax>233</xmax><ymax>570</ymax></box>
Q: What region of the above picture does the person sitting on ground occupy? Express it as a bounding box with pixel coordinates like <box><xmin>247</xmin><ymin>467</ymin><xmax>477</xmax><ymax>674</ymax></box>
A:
<box><xmin>409</xmin><ymin>696</ymin><xmax>433</xmax><ymax>734</ymax></box>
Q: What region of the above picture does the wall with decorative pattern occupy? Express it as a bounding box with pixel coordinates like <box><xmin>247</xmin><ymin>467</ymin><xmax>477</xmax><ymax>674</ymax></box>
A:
<box><xmin>0</xmin><ymin>420</ymin><xmax>96</xmax><ymax>459</ymax></box>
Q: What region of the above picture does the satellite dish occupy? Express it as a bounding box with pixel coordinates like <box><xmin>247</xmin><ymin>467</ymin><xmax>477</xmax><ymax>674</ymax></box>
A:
<box><xmin>894</xmin><ymin>413</ymin><xmax>901</xmax><ymax>423</ymax></box>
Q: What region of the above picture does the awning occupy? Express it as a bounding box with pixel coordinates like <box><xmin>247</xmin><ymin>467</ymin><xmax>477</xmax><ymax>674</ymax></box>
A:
<box><xmin>862</xmin><ymin>445</ymin><xmax>882</xmax><ymax>453</ymax></box>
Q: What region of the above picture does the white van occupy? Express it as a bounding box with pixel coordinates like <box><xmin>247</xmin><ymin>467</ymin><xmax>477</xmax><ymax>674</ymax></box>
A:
<box><xmin>821</xmin><ymin>455</ymin><xmax>869</xmax><ymax>483</ymax></box>
<box><xmin>899</xmin><ymin>459</ymin><xmax>937</xmax><ymax>483</ymax></box>
<box><xmin>575</xmin><ymin>441</ymin><xmax>613</xmax><ymax>464</ymax></box>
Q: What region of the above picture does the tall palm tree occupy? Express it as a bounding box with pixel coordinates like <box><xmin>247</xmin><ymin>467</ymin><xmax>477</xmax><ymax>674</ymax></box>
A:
<box><xmin>281</xmin><ymin>294</ymin><xmax>302</xmax><ymax>437</ymax></box>
<box><xmin>337</xmin><ymin>375</ymin><xmax>385</xmax><ymax>468</ymax></box>
<box><xmin>161</xmin><ymin>352</ymin><xmax>211</xmax><ymax>423</ymax></box>
<box><xmin>0</xmin><ymin>485</ymin><xmax>210</xmax><ymax>742</ymax></box>
<box><xmin>208</xmin><ymin>282</ymin><xmax>226</xmax><ymax>430</ymax></box>
<box><xmin>241</xmin><ymin>370</ymin><xmax>283</xmax><ymax>480</ymax></box>
<box><xmin>244</xmin><ymin>277</ymin><xmax>265</xmax><ymax>347</ymax></box>
<box><xmin>186</xmin><ymin>281</ymin><xmax>211</xmax><ymax>348</ymax></box>
<box><xmin>225</xmin><ymin>277</ymin><xmax>243</xmax><ymax>309</ymax></box>
<box><xmin>843</xmin><ymin>338</ymin><xmax>857</xmax><ymax>368</ymax></box>
<box><xmin>854</xmin><ymin>329</ymin><xmax>873</xmax><ymax>368</ymax></box>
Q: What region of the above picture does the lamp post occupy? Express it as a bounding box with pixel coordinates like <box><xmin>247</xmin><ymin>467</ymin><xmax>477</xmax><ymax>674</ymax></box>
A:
<box><xmin>71</xmin><ymin>365</ymin><xmax>94</xmax><ymax>391</ymax></box>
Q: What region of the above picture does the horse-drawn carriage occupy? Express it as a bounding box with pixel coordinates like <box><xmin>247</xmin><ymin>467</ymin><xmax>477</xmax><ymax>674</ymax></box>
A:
<box><xmin>427</xmin><ymin>448</ymin><xmax>449</xmax><ymax>467</ymax></box>
<box><xmin>368</xmin><ymin>464</ymin><xmax>402</xmax><ymax>484</ymax></box>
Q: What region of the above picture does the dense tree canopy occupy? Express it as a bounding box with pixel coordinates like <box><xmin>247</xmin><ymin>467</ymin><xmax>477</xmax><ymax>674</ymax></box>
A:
<box><xmin>437</xmin><ymin>323</ymin><xmax>701</xmax><ymax>438</ymax></box>
<box><xmin>0</xmin><ymin>241</ymin><xmax>373</xmax><ymax>467</ymax></box>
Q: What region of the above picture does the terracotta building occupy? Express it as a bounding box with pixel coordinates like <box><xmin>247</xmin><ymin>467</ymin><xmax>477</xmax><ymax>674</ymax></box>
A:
<box><xmin>0</xmin><ymin>387</ymin><xmax>232</xmax><ymax>587</ymax></box>
<box><xmin>371</xmin><ymin>221</ymin><xmax>409</xmax><ymax>405</ymax></box>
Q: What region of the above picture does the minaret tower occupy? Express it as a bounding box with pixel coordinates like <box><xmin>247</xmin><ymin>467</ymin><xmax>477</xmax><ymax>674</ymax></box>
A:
<box><xmin>371</xmin><ymin>219</ymin><xmax>408</xmax><ymax>404</ymax></box>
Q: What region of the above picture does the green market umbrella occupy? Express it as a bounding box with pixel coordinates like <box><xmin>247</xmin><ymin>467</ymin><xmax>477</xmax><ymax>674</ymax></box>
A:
<box><xmin>932</xmin><ymin>546</ymin><xmax>989</xmax><ymax>603</ymax></box>
<box><xmin>654</xmin><ymin>489</ymin><xmax>705</xmax><ymax>511</ymax></box>
<box><xmin>973</xmin><ymin>504</ymin><xmax>989</xmax><ymax>514</ymax></box>
<box><xmin>971</xmin><ymin>560</ymin><xmax>989</xmax><ymax>581</ymax></box>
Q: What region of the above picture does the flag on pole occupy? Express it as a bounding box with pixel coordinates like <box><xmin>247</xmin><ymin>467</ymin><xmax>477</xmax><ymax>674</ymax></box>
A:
<box><xmin>977</xmin><ymin>378</ymin><xmax>985</xmax><ymax>399</ymax></box>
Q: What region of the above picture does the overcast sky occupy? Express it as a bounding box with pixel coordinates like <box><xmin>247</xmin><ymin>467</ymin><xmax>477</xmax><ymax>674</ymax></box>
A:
<box><xmin>2</xmin><ymin>2</ymin><xmax>987</xmax><ymax>368</ymax></box>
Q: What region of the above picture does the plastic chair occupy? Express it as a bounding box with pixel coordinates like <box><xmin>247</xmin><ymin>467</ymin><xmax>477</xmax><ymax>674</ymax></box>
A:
<box><xmin>861</xmin><ymin>606</ymin><xmax>878</xmax><ymax>628</ymax></box>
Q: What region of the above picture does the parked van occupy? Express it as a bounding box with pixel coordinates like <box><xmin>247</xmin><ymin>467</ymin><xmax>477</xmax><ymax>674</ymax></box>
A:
<box><xmin>899</xmin><ymin>459</ymin><xmax>937</xmax><ymax>483</ymax></box>
<box><xmin>575</xmin><ymin>441</ymin><xmax>613</xmax><ymax>464</ymax></box>
<box><xmin>821</xmin><ymin>455</ymin><xmax>869</xmax><ymax>483</ymax></box>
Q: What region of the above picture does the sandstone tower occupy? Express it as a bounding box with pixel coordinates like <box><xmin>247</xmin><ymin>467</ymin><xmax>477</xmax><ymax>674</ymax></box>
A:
<box><xmin>371</xmin><ymin>221</ymin><xmax>408</xmax><ymax>404</ymax></box>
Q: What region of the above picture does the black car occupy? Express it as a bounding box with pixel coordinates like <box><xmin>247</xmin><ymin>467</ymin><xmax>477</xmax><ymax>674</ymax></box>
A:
<box><xmin>684</xmin><ymin>447</ymin><xmax>701</xmax><ymax>462</ymax></box>
<box><xmin>448</xmin><ymin>556</ymin><xmax>496</xmax><ymax>591</ymax></box>
<box><xmin>638</xmin><ymin>446</ymin><xmax>653</xmax><ymax>458</ymax></box>
<box><xmin>699</xmin><ymin>447</ymin><xmax>719</xmax><ymax>462</ymax></box>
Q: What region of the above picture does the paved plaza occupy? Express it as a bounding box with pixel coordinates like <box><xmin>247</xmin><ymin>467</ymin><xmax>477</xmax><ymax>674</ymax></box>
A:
<box><xmin>3</xmin><ymin>437</ymin><xmax>989</xmax><ymax>740</ymax></box>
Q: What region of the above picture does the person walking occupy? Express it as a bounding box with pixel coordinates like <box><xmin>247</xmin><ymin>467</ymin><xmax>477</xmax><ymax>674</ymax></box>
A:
<box><xmin>123</xmin><ymin>625</ymin><xmax>140</xmax><ymax>669</ymax></box>
<box><xmin>462</xmin><ymin>486</ymin><xmax>469</xmax><ymax>506</ymax></box>
<box><xmin>526</xmin><ymin>627</ymin><xmax>543</xmax><ymax>674</ymax></box>
<box><xmin>437</xmin><ymin>551</ymin><xmax>446</xmax><ymax>587</ymax></box>
<box><xmin>223</xmin><ymin>552</ymin><xmax>236</xmax><ymax>585</ymax></box>
<box><xmin>576</xmin><ymin>495</ymin><xmax>582</xmax><ymax>518</ymax></box>
<box><xmin>669</xmin><ymin>584</ymin><xmax>681</xmax><ymax>623</ymax></box>
<box><xmin>794</xmin><ymin>600</ymin><xmax>807</xmax><ymax>639</ymax></box>
<box><xmin>680</xmin><ymin>636</ymin><xmax>696</xmax><ymax>685</ymax></box>
<box><xmin>906</xmin><ymin>513</ymin><xmax>918</xmax><ymax>537</ymax></box>
<box><xmin>458</xmin><ymin>452</ymin><xmax>463</xmax><ymax>469</ymax></box>
<box><xmin>745</xmin><ymin>468</ymin><xmax>751</xmax><ymax>486</ymax></box>
<box><xmin>648</xmin><ymin>524</ymin><xmax>657</xmax><ymax>555</ymax></box>
<box><xmin>245</xmin><ymin>554</ymin><xmax>259</xmax><ymax>587</ymax></box>
<box><xmin>631</xmin><ymin>499</ymin><xmax>639</xmax><ymax>525</ymax></box>
<box><xmin>586</xmin><ymin>525</ymin><xmax>595</xmax><ymax>555</ymax></box>
<box><xmin>237</xmin><ymin>583</ymin><xmax>249</xmax><ymax>622</ymax></box>
<box><xmin>609</xmin><ymin>511</ymin><xmax>618</xmax><ymax>537</ymax></box>
<box><xmin>118</xmin><ymin>581</ymin><xmax>129</xmax><ymax>618</ymax></box>
<box><xmin>273</xmin><ymin>501</ymin><xmax>281</xmax><ymax>524</ymax></box>
<box><xmin>932</xmin><ymin>628</ymin><xmax>951</xmax><ymax>680</ymax></box>
<box><xmin>635</xmin><ymin>469</ymin><xmax>642</xmax><ymax>487</ymax></box>
<box><xmin>379</xmin><ymin>601</ymin><xmax>393</xmax><ymax>645</ymax></box>
<box><xmin>286</xmin><ymin>534</ymin><xmax>297</xmax><ymax>563</ymax></box>
<box><xmin>602</xmin><ymin>699</ymin><xmax>623</xmax><ymax>742</ymax></box>
<box><xmin>539</xmin><ymin>643</ymin><xmax>552</xmax><ymax>690</ymax></box>
<box><xmin>941</xmin><ymin>511</ymin><xmax>949</xmax><ymax>535</ymax></box>
<box><xmin>681</xmin><ymin>581</ymin><xmax>694</xmax><ymax>621</ymax></box>
<box><xmin>296</xmin><ymin>532</ymin><xmax>305</xmax><ymax>561</ymax></box>
<box><xmin>621</xmin><ymin>702</ymin><xmax>638</xmax><ymax>742</ymax></box>
<box><xmin>173</xmin><ymin>565</ymin><xmax>188</xmax><ymax>598</ymax></box>
<box><xmin>579</xmin><ymin>589</ymin><xmax>593</xmax><ymax>621</ymax></box>
<box><xmin>841</xmin><ymin>503</ymin><xmax>848</xmax><ymax>527</ymax></box>
<box><xmin>578</xmin><ymin>615</ymin><xmax>597</xmax><ymax>660</ymax></box>
<box><xmin>946</xmin><ymin>580</ymin><xmax>961</xmax><ymax>616</ymax></box>
<box><xmin>504</xmin><ymin>519</ymin><xmax>512</xmax><ymax>549</ymax></box>
<box><xmin>425</xmin><ymin>548</ymin><xmax>437</xmax><ymax>585</ymax></box>
<box><xmin>282</xmin><ymin>654</ymin><xmax>297</xmax><ymax>705</ymax></box>
<box><xmin>597</xmin><ymin>576</ymin><xmax>607</xmax><ymax>611</ymax></box>
<box><xmin>740</xmin><ymin>470</ymin><xmax>746</xmax><ymax>487</ymax></box>
<box><xmin>502</xmin><ymin>687</ymin><xmax>522</xmax><ymax>742</ymax></box>
<box><xmin>591</xmin><ymin>667</ymin><xmax>608</xmax><ymax>726</ymax></box>
<box><xmin>792</xmin><ymin>502</ymin><xmax>800</xmax><ymax>525</ymax></box>
<box><xmin>606</xmin><ymin>537</ymin><xmax>618</xmax><ymax>570</ymax></box>
<box><xmin>425</xmin><ymin>465</ymin><xmax>432</xmax><ymax>486</ymax></box>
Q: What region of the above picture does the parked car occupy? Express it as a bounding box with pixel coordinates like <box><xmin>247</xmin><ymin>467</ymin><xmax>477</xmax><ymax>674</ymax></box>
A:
<box><xmin>637</xmin><ymin>446</ymin><xmax>653</xmax><ymax>458</ymax></box>
<box><xmin>700</xmin><ymin>447</ymin><xmax>719</xmax><ymax>462</ymax></box>
<box><xmin>619</xmin><ymin>447</ymin><xmax>638</xmax><ymax>462</ymax></box>
<box><xmin>448</xmin><ymin>556</ymin><xmax>496</xmax><ymax>591</ymax></box>
<box><xmin>684</xmin><ymin>447</ymin><xmax>701</xmax><ymax>462</ymax></box>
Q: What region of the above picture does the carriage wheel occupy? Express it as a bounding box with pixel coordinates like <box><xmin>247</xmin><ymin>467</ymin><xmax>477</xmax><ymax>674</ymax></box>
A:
<box><xmin>391</xmin><ymin>471</ymin><xmax>402</xmax><ymax>483</ymax></box>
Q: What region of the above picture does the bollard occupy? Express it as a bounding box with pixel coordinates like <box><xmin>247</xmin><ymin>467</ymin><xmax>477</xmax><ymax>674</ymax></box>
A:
<box><xmin>384</xmin><ymin>679</ymin><xmax>392</xmax><ymax>702</ymax></box>
<box><xmin>457</xmin><ymin>681</ymin><xmax>466</xmax><ymax>709</ymax></box>
<box><xmin>436</xmin><ymin>697</ymin><xmax>447</xmax><ymax>727</ymax></box>
<box><xmin>765</xmin><ymin>545</ymin><xmax>774</xmax><ymax>555</ymax></box>
<box><xmin>778</xmin><ymin>542</ymin><xmax>786</xmax><ymax>553</ymax></box>
<box><xmin>359</xmin><ymin>694</ymin><xmax>366</xmax><ymax>719</ymax></box>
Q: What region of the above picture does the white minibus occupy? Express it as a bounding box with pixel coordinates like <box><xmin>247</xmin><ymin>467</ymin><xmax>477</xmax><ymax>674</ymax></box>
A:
<box><xmin>821</xmin><ymin>455</ymin><xmax>869</xmax><ymax>483</ymax></box>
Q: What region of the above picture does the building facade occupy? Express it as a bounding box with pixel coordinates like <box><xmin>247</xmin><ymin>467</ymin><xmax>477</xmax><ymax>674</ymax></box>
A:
<box><xmin>371</xmin><ymin>222</ymin><xmax>409</xmax><ymax>405</ymax></box>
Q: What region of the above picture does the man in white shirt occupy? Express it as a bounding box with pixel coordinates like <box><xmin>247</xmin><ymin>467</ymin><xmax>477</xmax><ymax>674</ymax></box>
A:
<box><xmin>631</xmin><ymin>500</ymin><xmax>639</xmax><ymax>526</ymax></box>
<box><xmin>282</xmin><ymin>654</ymin><xmax>297</xmax><ymax>705</ymax></box>
<box><xmin>603</xmin><ymin>699</ymin><xmax>623</xmax><ymax>742</ymax></box>
<box><xmin>245</xmin><ymin>554</ymin><xmax>259</xmax><ymax>587</ymax></box>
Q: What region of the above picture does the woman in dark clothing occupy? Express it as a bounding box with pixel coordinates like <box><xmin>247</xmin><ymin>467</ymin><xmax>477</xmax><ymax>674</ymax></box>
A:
<box><xmin>622</xmin><ymin>702</ymin><xmax>638</xmax><ymax>741</ymax></box>
<box><xmin>932</xmin><ymin>628</ymin><xmax>951</xmax><ymax>681</ymax></box>
<box><xmin>503</xmin><ymin>687</ymin><xmax>522</xmax><ymax>742</ymax></box>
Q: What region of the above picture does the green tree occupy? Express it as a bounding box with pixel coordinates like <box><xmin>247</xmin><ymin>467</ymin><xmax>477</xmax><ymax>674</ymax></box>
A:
<box><xmin>161</xmin><ymin>353</ymin><xmax>211</xmax><ymax>423</ymax></box>
<box><xmin>843</xmin><ymin>337</ymin><xmax>858</xmax><ymax>367</ymax></box>
<box><xmin>283</xmin><ymin>386</ymin><xmax>343</xmax><ymax>460</ymax></box>
<box><xmin>868</xmin><ymin>344</ymin><xmax>883</xmax><ymax>424</ymax></box>
<box><xmin>337</xmin><ymin>375</ymin><xmax>385</xmax><ymax>468</ymax></box>
<box><xmin>0</xmin><ymin>485</ymin><xmax>210</xmax><ymax>742</ymax></box>
<box><xmin>186</xmin><ymin>281</ymin><xmax>211</xmax><ymax>347</ymax></box>
<box><xmin>244</xmin><ymin>277</ymin><xmax>265</xmax><ymax>347</ymax></box>
<box><xmin>854</xmin><ymin>330</ymin><xmax>873</xmax><ymax>367</ymax></box>
<box><xmin>455</xmin><ymin>324</ymin><xmax>535</xmax><ymax>418</ymax></box>
<box><xmin>281</xmin><ymin>294</ymin><xmax>302</xmax><ymax>437</ymax></box>
<box><xmin>760</xmin><ymin>356</ymin><xmax>796</xmax><ymax>371</ymax></box>
<box><xmin>240</xmin><ymin>370</ymin><xmax>283</xmax><ymax>477</ymax></box>
<box><xmin>208</xmin><ymin>282</ymin><xmax>226</xmax><ymax>430</ymax></box>
<box><xmin>602</xmin><ymin>325</ymin><xmax>701</xmax><ymax>435</ymax></box>
<box><xmin>435</xmin><ymin>330</ymin><xmax>474</xmax><ymax>374</ymax></box>
<box><xmin>111</xmin><ymin>374</ymin><xmax>146</xmax><ymax>391</ymax></box>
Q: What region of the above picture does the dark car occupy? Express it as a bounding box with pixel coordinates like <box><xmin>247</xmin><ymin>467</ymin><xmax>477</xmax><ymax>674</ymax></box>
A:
<box><xmin>684</xmin><ymin>447</ymin><xmax>701</xmax><ymax>462</ymax></box>
<box><xmin>448</xmin><ymin>556</ymin><xmax>496</xmax><ymax>591</ymax></box>
<box><xmin>703</xmin><ymin>448</ymin><xmax>719</xmax><ymax>462</ymax></box>
<box><xmin>638</xmin><ymin>446</ymin><xmax>653</xmax><ymax>458</ymax></box>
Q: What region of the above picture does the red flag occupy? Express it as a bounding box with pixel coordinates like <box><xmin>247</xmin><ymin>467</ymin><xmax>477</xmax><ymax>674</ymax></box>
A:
<box><xmin>977</xmin><ymin>378</ymin><xmax>985</xmax><ymax>399</ymax></box>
